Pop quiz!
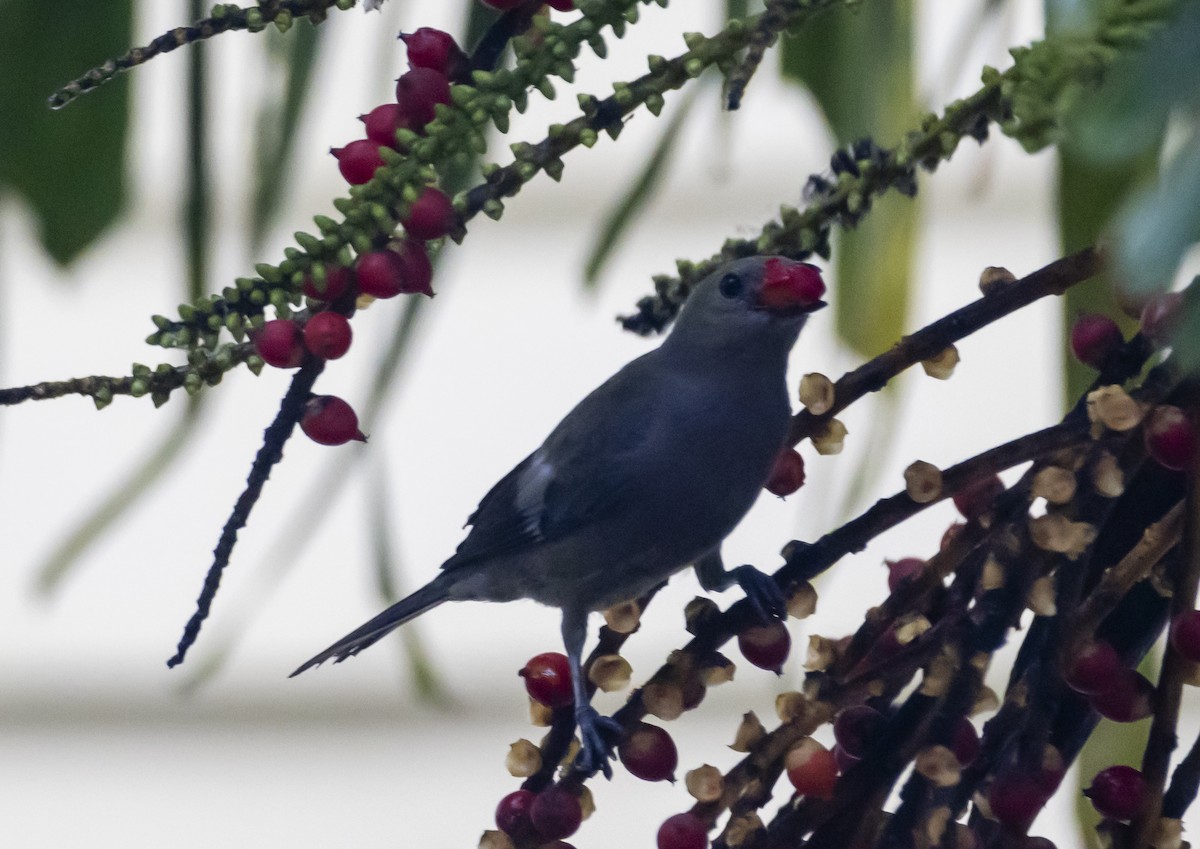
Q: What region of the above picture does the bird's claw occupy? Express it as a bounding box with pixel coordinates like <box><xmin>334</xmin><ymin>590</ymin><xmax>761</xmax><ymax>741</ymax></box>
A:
<box><xmin>733</xmin><ymin>564</ymin><xmax>787</xmax><ymax>623</ymax></box>
<box><xmin>573</xmin><ymin>704</ymin><xmax>622</xmax><ymax>779</ymax></box>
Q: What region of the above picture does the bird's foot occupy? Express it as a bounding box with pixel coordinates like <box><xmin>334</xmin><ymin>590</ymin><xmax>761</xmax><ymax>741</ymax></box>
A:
<box><xmin>733</xmin><ymin>565</ymin><xmax>787</xmax><ymax>623</ymax></box>
<box><xmin>573</xmin><ymin>704</ymin><xmax>622</xmax><ymax>779</ymax></box>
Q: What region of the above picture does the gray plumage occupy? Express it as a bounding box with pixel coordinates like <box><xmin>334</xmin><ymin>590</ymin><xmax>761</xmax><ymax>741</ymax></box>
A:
<box><xmin>292</xmin><ymin>256</ymin><xmax>823</xmax><ymax>775</ymax></box>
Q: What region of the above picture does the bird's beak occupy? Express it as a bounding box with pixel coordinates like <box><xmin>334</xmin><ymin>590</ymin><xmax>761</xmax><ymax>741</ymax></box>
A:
<box><xmin>802</xmin><ymin>299</ymin><xmax>827</xmax><ymax>313</ymax></box>
<box><xmin>757</xmin><ymin>259</ymin><xmax>827</xmax><ymax>314</ymax></box>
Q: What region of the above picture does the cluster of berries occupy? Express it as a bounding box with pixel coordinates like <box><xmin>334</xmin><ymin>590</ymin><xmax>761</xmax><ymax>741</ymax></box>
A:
<box><xmin>254</xmin><ymin>27</ymin><xmax>474</xmax><ymax>446</ymax></box>
<box><xmin>1071</xmin><ymin>292</ymin><xmax>1196</xmax><ymax>470</ymax></box>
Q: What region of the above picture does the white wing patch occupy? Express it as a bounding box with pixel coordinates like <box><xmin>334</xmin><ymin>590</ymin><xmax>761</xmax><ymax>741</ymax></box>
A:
<box><xmin>514</xmin><ymin>450</ymin><xmax>555</xmax><ymax>538</ymax></box>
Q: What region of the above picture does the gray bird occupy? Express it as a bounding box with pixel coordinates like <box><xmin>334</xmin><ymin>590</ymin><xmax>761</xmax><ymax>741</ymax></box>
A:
<box><xmin>292</xmin><ymin>255</ymin><xmax>825</xmax><ymax>776</ymax></box>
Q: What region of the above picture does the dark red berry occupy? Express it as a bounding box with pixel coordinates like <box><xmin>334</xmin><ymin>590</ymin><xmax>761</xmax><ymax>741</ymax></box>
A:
<box><xmin>618</xmin><ymin>722</ymin><xmax>678</xmax><ymax>782</ymax></box>
<box><xmin>303</xmin><ymin>312</ymin><xmax>353</xmax><ymax>360</ymax></box>
<box><xmin>356</xmin><ymin>250</ymin><xmax>407</xmax><ymax>299</ymax></box>
<box><xmin>1144</xmin><ymin>405</ymin><xmax>1198</xmax><ymax>471</ymax></box>
<box><xmin>546</xmin><ymin>0</ymin><xmax>576</xmax><ymax>9</ymax></box>
<box><xmin>403</xmin><ymin>188</ymin><xmax>456</xmax><ymax>241</ymax></box>
<box><xmin>940</xmin><ymin>522</ymin><xmax>965</xmax><ymax>552</ymax></box>
<box><xmin>657</xmin><ymin>813</ymin><xmax>708</xmax><ymax>849</ymax></box>
<box><xmin>331</xmin><ymin>139</ymin><xmax>385</xmax><ymax>185</ymax></box>
<box><xmin>737</xmin><ymin>620</ymin><xmax>791</xmax><ymax>673</ymax></box>
<box><xmin>1170</xmin><ymin>609</ymin><xmax>1200</xmax><ymax>662</ymax></box>
<box><xmin>400</xmin><ymin>27</ymin><xmax>466</xmax><ymax>77</ymax></box>
<box><xmin>1085</xmin><ymin>765</ymin><xmax>1146</xmax><ymax>821</ymax></box>
<box><xmin>520</xmin><ymin>652</ymin><xmax>573</xmax><ymax>709</ymax></box>
<box><xmin>303</xmin><ymin>266</ymin><xmax>353</xmax><ymax>302</ymax></box>
<box><xmin>1070</xmin><ymin>313</ymin><xmax>1123</xmax><ymax>367</ymax></box>
<box><xmin>360</xmin><ymin>104</ymin><xmax>409</xmax><ymax>148</ymax></box>
<box><xmin>300</xmin><ymin>396</ymin><xmax>366</xmax><ymax>446</ymax></box>
<box><xmin>1090</xmin><ymin>669</ymin><xmax>1153</xmax><ymax>722</ymax></box>
<box><xmin>785</xmin><ymin>740</ymin><xmax>838</xmax><ymax>799</ymax></box>
<box><xmin>1064</xmin><ymin>640</ymin><xmax>1122</xmax><ymax>695</ymax></box>
<box><xmin>395</xmin><ymin>67</ymin><xmax>451</xmax><ymax>129</ymax></box>
<box><xmin>765</xmin><ymin>448</ymin><xmax>805</xmax><ymax>496</ymax></box>
<box><xmin>395</xmin><ymin>240</ymin><xmax>435</xmax><ymax>296</ymax></box>
<box><xmin>832</xmin><ymin>705</ymin><xmax>886</xmax><ymax>759</ymax></box>
<box><xmin>1140</xmin><ymin>291</ymin><xmax>1183</xmax><ymax>344</ymax></box>
<box><xmin>952</xmin><ymin>474</ymin><xmax>1004</xmax><ymax>520</ymax></box>
<box><xmin>987</xmin><ymin>767</ymin><xmax>1048</xmax><ymax>829</ymax></box>
<box><xmin>495</xmin><ymin>789</ymin><xmax>538</xmax><ymax>841</ymax></box>
<box><xmin>254</xmin><ymin>319</ymin><xmax>304</xmax><ymax>368</ymax></box>
<box><xmin>530</xmin><ymin>787</ymin><xmax>582</xmax><ymax>840</ymax></box>
<box><xmin>886</xmin><ymin>557</ymin><xmax>924</xmax><ymax>592</ymax></box>
<box><xmin>951</xmin><ymin>717</ymin><xmax>980</xmax><ymax>766</ymax></box>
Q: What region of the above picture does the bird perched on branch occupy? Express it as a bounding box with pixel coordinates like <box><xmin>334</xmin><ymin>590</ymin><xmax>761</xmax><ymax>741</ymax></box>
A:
<box><xmin>292</xmin><ymin>255</ymin><xmax>826</xmax><ymax>776</ymax></box>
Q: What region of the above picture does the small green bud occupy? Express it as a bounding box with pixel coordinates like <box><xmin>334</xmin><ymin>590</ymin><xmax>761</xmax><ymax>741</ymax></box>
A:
<box><xmin>544</xmin><ymin>158</ymin><xmax>564</xmax><ymax>182</ymax></box>
<box><xmin>513</xmin><ymin>89</ymin><xmax>528</xmax><ymax>113</ymax></box>
<box><xmin>207</xmin><ymin>314</ymin><xmax>223</xmax><ymax>332</ymax></box>
<box><xmin>225</xmin><ymin>313</ymin><xmax>245</xmax><ymax>341</ymax></box>
<box><xmin>351</xmin><ymin>233</ymin><xmax>373</xmax><ymax>255</ymax></box>
<box><xmin>248</xmin><ymin>289</ymin><xmax>267</xmax><ymax>307</ymax></box>
<box><xmin>274</xmin><ymin>10</ymin><xmax>293</xmax><ymax>31</ymax></box>
<box><xmin>236</xmin><ymin>277</ymin><xmax>258</xmax><ymax>292</ymax></box>
<box><xmin>516</xmin><ymin>162</ymin><xmax>538</xmax><ymax>182</ymax></box>
<box><xmin>178</xmin><ymin>303</ymin><xmax>197</xmax><ymax>323</ymax></box>
<box><xmin>246</xmin><ymin>355</ymin><xmax>265</xmax><ymax>376</ymax></box>
<box><xmin>151</xmin><ymin>392</ymin><xmax>170</xmax><ymax>409</ymax></box>
<box><xmin>211</xmin><ymin>4</ymin><xmax>228</xmax><ymax>18</ymax></box>
<box><xmin>222</xmin><ymin>287</ymin><xmax>240</xmax><ymax>304</ymax></box>
<box><xmin>579</xmin><ymin>128</ymin><xmax>598</xmax><ymax>148</ymax></box>
<box><xmin>482</xmin><ymin>199</ymin><xmax>505</xmax><ymax>220</ymax></box>
<box><xmin>684</xmin><ymin>58</ymin><xmax>704</xmax><ymax>78</ymax></box>
<box><xmin>332</xmin><ymin>197</ymin><xmax>354</xmax><ymax>215</ymax></box>
<box><xmin>683</xmin><ymin>32</ymin><xmax>705</xmax><ymax>50</ymax></box>
<box><xmin>215</xmin><ymin>347</ymin><xmax>234</xmax><ymax>370</ymax></box>
<box><xmin>184</xmin><ymin>372</ymin><xmax>204</xmax><ymax>394</ymax></box>
<box><xmin>255</xmin><ymin>263</ymin><xmax>283</xmax><ymax>283</ymax></box>
<box><xmin>245</xmin><ymin>8</ymin><xmax>264</xmax><ymax>30</ymax></box>
<box><xmin>131</xmin><ymin>363</ymin><xmax>151</xmax><ymax>377</ymax></box>
<box><xmin>129</xmin><ymin>378</ymin><xmax>149</xmax><ymax>398</ymax></box>
<box><xmin>152</xmin><ymin>315</ymin><xmax>173</xmax><ymax>330</ymax></box>
<box><xmin>588</xmin><ymin>35</ymin><xmax>607</xmax><ymax>58</ymax></box>
<box><xmin>93</xmin><ymin>385</ymin><xmax>113</xmax><ymax>410</ymax></box>
<box><xmin>493</xmin><ymin>111</ymin><xmax>510</xmax><ymax>134</ymax></box>
<box><xmin>295</xmin><ymin>231</ymin><xmax>322</xmax><ymax>254</ymax></box>
<box><xmin>647</xmin><ymin>55</ymin><xmax>669</xmax><ymax>75</ymax></box>
<box><xmin>535</xmin><ymin>78</ymin><xmax>556</xmax><ymax>100</ymax></box>
<box><xmin>646</xmin><ymin>93</ymin><xmax>665</xmax><ymax>116</ymax></box>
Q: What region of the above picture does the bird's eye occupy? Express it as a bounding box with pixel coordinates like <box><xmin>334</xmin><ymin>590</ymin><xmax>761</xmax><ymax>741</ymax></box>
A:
<box><xmin>719</xmin><ymin>273</ymin><xmax>743</xmax><ymax>299</ymax></box>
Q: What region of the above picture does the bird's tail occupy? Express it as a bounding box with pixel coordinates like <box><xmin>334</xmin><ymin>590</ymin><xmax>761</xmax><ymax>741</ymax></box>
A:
<box><xmin>290</xmin><ymin>576</ymin><xmax>451</xmax><ymax>677</ymax></box>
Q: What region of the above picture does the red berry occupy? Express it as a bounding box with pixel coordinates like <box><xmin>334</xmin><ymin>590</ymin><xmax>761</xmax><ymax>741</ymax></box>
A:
<box><xmin>395</xmin><ymin>67</ymin><xmax>451</xmax><ymax>129</ymax></box>
<box><xmin>1144</xmin><ymin>405</ymin><xmax>1198</xmax><ymax>471</ymax></box>
<box><xmin>1070</xmin><ymin>313</ymin><xmax>1123</xmax><ymax>368</ymax></box>
<box><xmin>785</xmin><ymin>739</ymin><xmax>839</xmax><ymax>799</ymax></box>
<box><xmin>940</xmin><ymin>522</ymin><xmax>965</xmax><ymax>552</ymax></box>
<box><xmin>360</xmin><ymin>104</ymin><xmax>409</xmax><ymax>148</ymax></box>
<box><xmin>885</xmin><ymin>557</ymin><xmax>924</xmax><ymax>592</ymax></box>
<box><xmin>403</xmin><ymin>187</ymin><xmax>456</xmax><ymax>241</ymax></box>
<box><xmin>737</xmin><ymin>620</ymin><xmax>791</xmax><ymax>673</ymax></box>
<box><xmin>1085</xmin><ymin>765</ymin><xmax>1147</xmax><ymax>821</ymax></box>
<box><xmin>832</xmin><ymin>705</ymin><xmax>886</xmax><ymax>759</ymax></box>
<box><xmin>303</xmin><ymin>312</ymin><xmax>353</xmax><ymax>360</ymax></box>
<box><xmin>520</xmin><ymin>652</ymin><xmax>573</xmax><ymax>709</ymax></box>
<box><xmin>765</xmin><ymin>448</ymin><xmax>805</xmax><ymax>496</ymax></box>
<box><xmin>1140</xmin><ymin>291</ymin><xmax>1183</xmax><ymax>344</ymax></box>
<box><xmin>254</xmin><ymin>319</ymin><xmax>304</xmax><ymax>368</ymax></box>
<box><xmin>657</xmin><ymin>813</ymin><xmax>708</xmax><ymax>849</ymax></box>
<box><xmin>759</xmin><ymin>259</ymin><xmax>826</xmax><ymax>311</ymax></box>
<box><xmin>987</xmin><ymin>767</ymin><xmax>1048</xmax><ymax>829</ymax></box>
<box><xmin>331</xmin><ymin>139</ymin><xmax>385</xmax><ymax>185</ymax></box>
<box><xmin>618</xmin><ymin>722</ymin><xmax>678</xmax><ymax>782</ymax></box>
<box><xmin>356</xmin><ymin>250</ymin><xmax>407</xmax><ymax>299</ymax></box>
<box><xmin>400</xmin><ymin>27</ymin><xmax>466</xmax><ymax>77</ymax></box>
<box><xmin>530</xmin><ymin>787</ymin><xmax>582</xmax><ymax>840</ymax></box>
<box><xmin>952</xmin><ymin>474</ymin><xmax>1004</xmax><ymax>520</ymax></box>
<box><xmin>546</xmin><ymin>0</ymin><xmax>576</xmax><ymax>9</ymax></box>
<box><xmin>495</xmin><ymin>789</ymin><xmax>538</xmax><ymax>841</ymax></box>
<box><xmin>396</xmin><ymin>240</ymin><xmax>435</xmax><ymax>296</ymax></box>
<box><xmin>1090</xmin><ymin>669</ymin><xmax>1154</xmax><ymax>722</ymax></box>
<box><xmin>1171</xmin><ymin>609</ymin><xmax>1200</xmax><ymax>662</ymax></box>
<box><xmin>951</xmin><ymin>717</ymin><xmax>980</xmax><ymax>766</ymax></box>
<box><xmin>300</xmin><ymin>396</ymin><xmax>366</xmax><ymax>446</ymax></box>
<box><xmin>302</xmin><ymin>266</ymin><xmax>353</xmax><ymax>302</ymax></box>
<box><xmin>1064</xmin><ymin>640</ymin><xmax>1122</xmax><ymax>695</ymax></box>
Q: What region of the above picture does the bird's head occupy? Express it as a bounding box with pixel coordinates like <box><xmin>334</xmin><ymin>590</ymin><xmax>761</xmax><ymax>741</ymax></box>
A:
<box><xmin>666</xmin><ymin>256</ymin><xmax>826</xmax><ymax>356</ymax></box>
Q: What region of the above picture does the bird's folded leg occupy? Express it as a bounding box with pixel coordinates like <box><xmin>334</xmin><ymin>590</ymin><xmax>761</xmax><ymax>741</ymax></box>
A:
<box><xmin>694</xmin><ymin>548</ymin><xmax>786</xmax><ymax>622</ymax></box>
<box><xmin>561</xmin><ymin>608</ymin><xmax>621</xmax><ymax>778</ymax></box>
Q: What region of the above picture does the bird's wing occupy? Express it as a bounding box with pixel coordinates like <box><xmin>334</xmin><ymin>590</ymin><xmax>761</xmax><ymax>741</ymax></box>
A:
<box><xmin>443</xmin><ymin>354</ymin><xmax>664</xmax><ymax>571</ymax></box>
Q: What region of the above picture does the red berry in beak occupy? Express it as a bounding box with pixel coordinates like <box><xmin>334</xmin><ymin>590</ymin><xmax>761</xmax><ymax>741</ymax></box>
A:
<box><xmin>759</xmin><ymin>259</ymin><xmax>826</xmax><ymax>312</ymax></box>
